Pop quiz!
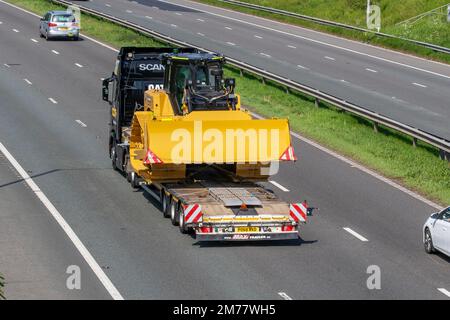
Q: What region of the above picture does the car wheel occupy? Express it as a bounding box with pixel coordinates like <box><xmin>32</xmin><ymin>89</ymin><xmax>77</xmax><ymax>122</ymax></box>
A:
<box><xmin>110</xmin><ymin>144</ymin><xmax>118</xmax><ymax>171</ymax></box>
<box><xmin>130</xmin><ymin>171</ymin><xmax>140</xmax><ymax>189</ymax></box>
<box><xmin>170</xmin><ymin>200</ymin><xmax>179</xmax><ymax>226</ymax></box>
<box><xmin>39</xmin><ymin>31</ymin><xmax>44</xmax><ymax>38</ymax></box>
<box><xmin>45</xmin><ymin>31</ymin><xmax>50</xmax><ymax>41</ymax></box>
<box><xmin>424</xmin><ymin>228</ymin><xmax>435</xmax><ymax>254</ymax></box>
<box><xmin>73</xmin><ymin>36</ymin><xmax>79</xmax><ymax>41</ymax></box>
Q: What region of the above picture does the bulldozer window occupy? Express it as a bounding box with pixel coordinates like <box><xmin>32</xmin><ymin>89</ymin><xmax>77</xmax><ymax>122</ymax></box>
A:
<box><xmin>175</xmin><ymin>65</ymin><xmax>191</xmax><ymax>109</ymax></box>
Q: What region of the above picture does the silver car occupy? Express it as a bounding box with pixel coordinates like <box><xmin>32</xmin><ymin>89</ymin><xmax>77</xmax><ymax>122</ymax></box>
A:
<box><xmin>423</xmin><ymin>206</ymin><xmax>450</xmax><ymax>257</ymax></box>
<box><xmin>39</xmin><ymin>11</ymin><xmax>80</xmax><ymax>41</ymax></box>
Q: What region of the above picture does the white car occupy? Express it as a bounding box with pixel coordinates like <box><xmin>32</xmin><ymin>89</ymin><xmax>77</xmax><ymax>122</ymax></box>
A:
<box><xmin>423</xmin><ymin>206</ymin><xmax>450</xmax><ymax>257</ymax></box>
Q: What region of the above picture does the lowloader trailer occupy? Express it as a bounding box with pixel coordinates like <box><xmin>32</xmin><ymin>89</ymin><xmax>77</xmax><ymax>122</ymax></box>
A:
<box><xmin>102</xmin><ymin>47</ymin><xmax>314</xmax><ymax>241</ymax></box>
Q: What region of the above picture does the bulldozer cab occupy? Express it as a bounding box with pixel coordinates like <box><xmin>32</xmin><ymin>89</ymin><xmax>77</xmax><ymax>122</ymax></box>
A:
<box><xmin>162</xmin><ymin>53</ymin><xmax>238</xmax><ymax>115</ymax></box>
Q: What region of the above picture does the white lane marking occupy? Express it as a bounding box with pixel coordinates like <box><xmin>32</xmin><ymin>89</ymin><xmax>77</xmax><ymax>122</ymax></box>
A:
<box><xmin>197</xmin><ymin>32</ymin><xmax>205</xmax><ymax>36</ymax></box>
<box><xmin>12</xmin><ymin>28</ymin><xmax>19</xmax><ymax>32</ymax></box>
<box><xmin>325</xmin><ymin>56</ymin><xmax>335</xmax><ymax>61</ymax></box>
<box><xmin>3</xmin><ymin>63</ymin><xmax>10</xmax><ymax>68</ymax></box>
<box><xmin>260</xmin><ymin>52</ymin><xmax>271</xmax><ymax>58</ymax></box>
<box><xmin>156</xmin><ymin>0</ymin><xmax>450</xmax><ymax>81</ymax></box>
<box><xmin>170</xmin><ymin>24</ymin><xmax>177</xmax><ymax>28</ymax></box>
<box><xmin>343</xmin><ymin>227</ymin><xmax>369</xmax><ymax>242</ymax></box>
<box><xmin>196</xmin><ymin>18</ymin><xmax>205</xmax><ymax>22</ymax></box>
<box><xmin>48</xmin><ymin>98</ymin><xmax>58</xmax><ymax>104</ymax></box>
<box><xmin>287</xmin><ymin>45</ymin><xmax>297</xmax><ymax>49</ymax></box>
<box><xmin>30</xmin><ymin>38</ymin><xmax>38</xmax><ymax>43</ymax></box>
<box><xmin>278</xmin><ymin>292</ymin><xmax>293</xmax><ymax>300</ymax></box>
<box><xmin>0</xmin><ymin>21</ymin><xmax>3</xmax><ymax>24</ymax></box>
<box><xmin>126</xmin><ymin>10</ymin><xmax>133</xmax><ymax>13</ymax></box>
<box><xmin>145</xmin><ymin>16</ymin><xmax>153</xmax><ymax>19</ymax></box>
<box><xmin>254</xmin><ymin>35</ymin><xmax>262</xmax><ymax>39</ymax></box>
<box><xmin>75</xmin><ymin>120</ymin><xmax>87</xmax><ymax>127</ymax></box>
<box><xmin>437</xmin><ymin>288</ymin><xmax>450</xmax><ymax>298</ymax></box>
<box><xmin>52</xmin><ymin>50</ymin><xmax>59</xmax><ymax>55</ymax></box>
<box><xmin>225</xmin><ymin>26</ymin><xmax>232</xmax><ymax>30</ymax></box>
<box><xmin>105</xmin><ymin>3</ymin><xmax>111</xmax><ymax>7</ymax></box>
<box><xmin>269</xmin><ymin>180</ymin><xmax>290</xmax><ymax>192</ymax></box>
<box><xmin>0</xmin><ymin>142</ymin><xmax>124</xmax><ymax>300</ymax></box>
<box><xmin>4</xmin><ymin>0</ymin><xmax>440</xmax><ymax>212</ymax></box>
<box><xmin>366</xmin><ymin>68</ymin><xmax>378</xmax><ymax>73</ymax></box>
<box><xmin>341</xmin><ymin>79</ymin><xmax>348</xmax><ymax>83</ymax></box>
<box><xmin>0</xmin><ymin>0</ymin><xmax>115</xmax><ymax>53</ymax></box>
<box><xmin>75</xmin><ymin>63</ymin><xmax>83</xmax><ymax>68</ymax></box>
<box><xmin>413</xmin><ymin>82</ymin><xmax>427</xmax><ymax>88</ymax></box>
<box><xmin>23</xmin><ymin>79</ymin><xmax>32</xmax><ymax>85</ymax></box>
<box><xmin>175</xmin><ymin>12</ymin><xmax>182</xmax><ymax>16</ymax></box>
<box><xmin>297</xmin><ymin>64</ymin><xmax>309</xmax><ymax>70</ymax></box>
<box><xmin>226</xmin><ymin>42</ymin><xmax>236</xmax><ymax>46</ymax></box>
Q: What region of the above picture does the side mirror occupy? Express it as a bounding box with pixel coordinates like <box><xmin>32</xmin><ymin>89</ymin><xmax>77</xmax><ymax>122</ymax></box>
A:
<box><xmin>102</xmin><ymin>77</ymin><xmax>113</xmax><ymax>102</ymax></box>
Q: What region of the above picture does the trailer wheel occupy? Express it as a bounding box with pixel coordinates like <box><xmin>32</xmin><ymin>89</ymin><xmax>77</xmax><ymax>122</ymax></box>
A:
<box><xmin>162</xmin><ymin>192</ymin><xmax>170</xmax><ymax>218</ymax></box>
<box><xmin>178</xmin><ymin>205</ymin><xmax>188</xmax><ymax>234</ymax></box>
<box><xmin>170</xmin><ymin>200</ymin><xmax>179</xmax><ymax>226</ymax></box>
<box><xmin>130</xmin><ymin>171</ymin><xmax>140</xmax><ymax>189</ymax></box>
<box><xmin>110</xmin><ymin>144</ymin><xmax>118</xmax><ymax>171</ymax></box>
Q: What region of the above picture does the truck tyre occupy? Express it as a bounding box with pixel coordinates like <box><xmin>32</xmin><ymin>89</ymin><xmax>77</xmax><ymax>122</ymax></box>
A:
<box><xmin>178</xmin><ymin>205</ymin><xmax>188</xmax><ymax>234</ymax></box>
<box><xmin>130</xmin><ymin>171</ymin><xmax>140</xmax><ymax>189</ymax></box>
<box><xmin>424</xmin><ymin>228</ymin><xmax>435</xmax><ymax>254</ymax></box>
<box><xmin>170</xmin><ymin>200</ymin><xmax>179</xmax><ymax>226</ymax></box>
<box><xmin>162</xmin><ymin>192</ymin><xmax>170</xmax><ymax>218</ymax></box>
<box><xmin>111</xmin><ymin>144</ymin><xmax>118</xmax><ymax>171</ymax></box>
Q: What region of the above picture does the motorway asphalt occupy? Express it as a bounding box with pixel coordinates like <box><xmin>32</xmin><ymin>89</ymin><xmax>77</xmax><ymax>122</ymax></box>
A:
<box><xmin>66</xmin><ymin>0</ymin><xmax>450</xmax><ymax>141</ymax></box>
<box><xmin>0</xmin><ymin>1</ymin><xmax>449</xmax><ymax>299</ymax></box>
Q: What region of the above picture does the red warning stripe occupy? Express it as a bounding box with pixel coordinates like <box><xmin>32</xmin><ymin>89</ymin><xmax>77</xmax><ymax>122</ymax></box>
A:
<box><xmin>143</xmin><ymin>148</ymin><xmax>163</xmax><ymax>165</ymax></box>
<box><xmin>290</xmin><ymin>203</ymin><xmax>307</xmax><ymax>222</ymax></box>
<box><xmin>279</xmin><ymin>145</ymin><xmax>297</xmax><ymax>161</ymax></box>
<box><xmin>184</xmin><ymin>204</ymin><xmax>203</xmax><ymax>224</ymax></box>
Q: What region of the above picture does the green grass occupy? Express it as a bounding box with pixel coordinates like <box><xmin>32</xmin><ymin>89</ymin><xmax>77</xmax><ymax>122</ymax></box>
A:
<box><xmin>197</xmin><ymin>0</ymin><xmax>450</xmax><ymax>64</ymax></box>
<box><xmin>5</xmin><ymin>0</ymin><xmax>450</xmax><ymax>204</ymax></box>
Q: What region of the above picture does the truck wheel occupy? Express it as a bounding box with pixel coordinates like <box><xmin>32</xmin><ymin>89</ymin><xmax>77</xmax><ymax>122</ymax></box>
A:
<box><xmin>111</xmin><ymin>145</ymin><xmax>118</xmax><ymax>171</ymax></box>
<box><xmin>130</xmin><ymin>171</ymin><xmax>140</xmax><ymax>189</ymax></box>
<box><xmin>170</xmin><ymin>200</ymin><xmax>179</xmax><ymax>226</ymax></box>
<box><xmin>424</xmin><ymin>229</ymin><xmax>435</xmax><ymax>254</ymax></box>
<box><xmin>178</xmin><ymin>205</ymin><xmax>188</xmax><ymax>234</ymax></box>
<box><xmin>162</xmin><ymin>192</ymin><xmax>170</xmax><ymax>218</ymax></box>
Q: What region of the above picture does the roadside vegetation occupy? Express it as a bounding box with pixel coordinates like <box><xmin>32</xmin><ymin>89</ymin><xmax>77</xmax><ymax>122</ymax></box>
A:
<box><xmin>197</xmin><ymin>0</ymin><xmax>450</xmax><ymax>64</ymax></box>
<box><xmin>5</xmin><ymin>0</ymin><xmax>450</xmax><ymax>204</ymax></box>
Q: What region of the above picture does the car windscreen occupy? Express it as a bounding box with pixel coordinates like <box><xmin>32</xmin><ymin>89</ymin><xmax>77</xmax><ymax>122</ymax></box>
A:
<box><xmin>52</xmin><ymin>15</ymin><xmax>76</xmax><ymax>23</ymax></box>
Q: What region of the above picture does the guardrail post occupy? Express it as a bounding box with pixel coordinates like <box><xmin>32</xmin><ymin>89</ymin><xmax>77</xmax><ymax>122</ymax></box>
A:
<box><xmin>261</xmin><ymin>77</ymin><xmax>266</xmax><ymax>85</ymax></box>
<box><xmin>373</xmin><ymin>122</ymin><xmax>379</xmax><ymax>133</ymax></box>
<box><xmin>412</xmin><ymin>137</ymin><xmax>418</xmax><ymax>148</ymax></box>
<box><xmin>286</xmin><ymin>86</ymin><xmax>290</xmax><ymax>94</ymax></box>
<box><xmin>239</xmin><ymin>69</ymin><xmax>243</xmax><ymax>77</ymax></box>
<box><xmin>315</xmin><ymin>98</ymin><xmax>320</xmax><ymax>108</ymax></box>
<box><xmin>439</xmin><ymin>149</ymin><xmax>450</xmax><ymax>161</ymax></box>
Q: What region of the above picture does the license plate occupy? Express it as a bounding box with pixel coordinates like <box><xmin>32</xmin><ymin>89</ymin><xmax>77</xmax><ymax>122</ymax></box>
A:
<box><xmin>235</xmin><ymin>227</ymin><xmax>259</xmax><ymax>233</ymax></box>
<box><xmin>59</xmin><ymin>27</ymin><xmax>69</xmax><ymax>31</ymax></box>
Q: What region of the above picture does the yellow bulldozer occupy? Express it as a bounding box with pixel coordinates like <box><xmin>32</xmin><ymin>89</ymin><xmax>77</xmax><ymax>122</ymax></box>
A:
<box><xmin>103</xmin><ymin>48</ymin><xmax>310</xmax><ymax>241</ymax></box>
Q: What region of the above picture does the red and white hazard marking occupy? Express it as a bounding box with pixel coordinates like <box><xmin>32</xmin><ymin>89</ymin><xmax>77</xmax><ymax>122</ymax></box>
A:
<box><xmin>279</xmin><ymin>145</ymin><xmax>297</xmax><ymax>161</ymax></box>
<box><xmin>143</xmin><ymin>148</ymin><xmax>163</xmax><ymax>164</ymax></box>
<box><xmin>290</xmin><ymin>203</ymin><xmax>307</xmax><ymax>222</ymax></box>
<box><xmin>184</xmin><ymin>204</ymin><xmax>203</xmax><ymax>224</ymax></box>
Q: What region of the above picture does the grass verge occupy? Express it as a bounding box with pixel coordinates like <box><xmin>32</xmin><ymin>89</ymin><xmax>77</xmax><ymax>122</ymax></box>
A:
<box><xmin>5</xmin><ymin>0</ymin><xmax>450</xmax><ymax>204</ymax></box>
<box><xmin>196</xmin><ymin>0</ymin><xmax>450</xmax><ymax>65</ymax></box>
